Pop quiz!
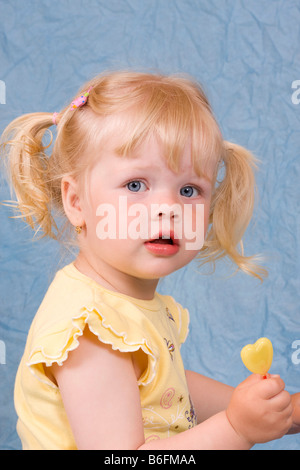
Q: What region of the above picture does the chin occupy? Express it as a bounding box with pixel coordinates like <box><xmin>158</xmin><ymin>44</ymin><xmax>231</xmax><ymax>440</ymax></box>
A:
<box><xmin>140</xmin><ymin>262</ymin><xmax>186</xmax><ymax>279</ymax></box>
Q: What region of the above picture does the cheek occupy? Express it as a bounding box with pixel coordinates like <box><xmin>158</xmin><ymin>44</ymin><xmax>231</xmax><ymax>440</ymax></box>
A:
<box><xmin>91</xmin><ymin>197</ymin><xmax>143</xmax><ymax>242</ymax></box>
<box><xmin>185</xmin><ymin>201</ymin><xmax>209</xmax><ymax>231</ymax></box>
<box><xmin>180</xmin><ymin>201</ymin><xmax>210</xmax><ymax>252</ymax></box>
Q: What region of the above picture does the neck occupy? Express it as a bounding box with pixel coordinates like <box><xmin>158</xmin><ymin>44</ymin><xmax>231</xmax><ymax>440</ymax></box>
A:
<box><xmin>74</xmin><ymin>252</ymin><xmax>159</xmax><ymax>300</ymax></box>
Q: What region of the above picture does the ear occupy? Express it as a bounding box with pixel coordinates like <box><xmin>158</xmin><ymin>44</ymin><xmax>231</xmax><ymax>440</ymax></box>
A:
<box><xmin>61</xmin><ymin>176</ymin><xmax>85</xmax><ymax>228</ymax></box>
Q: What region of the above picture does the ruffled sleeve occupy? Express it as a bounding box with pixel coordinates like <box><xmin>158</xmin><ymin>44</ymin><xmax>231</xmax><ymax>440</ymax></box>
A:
<box><xmin>176</xmin><ymin>303</ymin><xmax>190</xmax><ymax>344</ymax></box>
<box><xmin>26</xmin><ymin>271</ymin><xmax>159</xmax><ymax>389</ymax></box>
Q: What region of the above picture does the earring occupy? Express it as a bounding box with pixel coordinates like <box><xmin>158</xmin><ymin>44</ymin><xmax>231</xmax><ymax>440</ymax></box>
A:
<box><xmin>75</xmin><ymin>226</ymin><xmax>82</xmax><ymax>234</ymax></box>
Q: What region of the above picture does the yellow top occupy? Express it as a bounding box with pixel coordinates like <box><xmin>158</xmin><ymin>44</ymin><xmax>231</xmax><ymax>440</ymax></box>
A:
<box><xmin>14</xmin><ymin>263</ymin><xmax>196</xmax><ymax>450</ymax></box>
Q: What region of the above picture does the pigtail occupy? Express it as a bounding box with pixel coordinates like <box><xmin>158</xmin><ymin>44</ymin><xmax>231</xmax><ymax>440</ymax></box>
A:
<box><xmin>0</xmin><ymin>112</ymin><xmax>59</xmax><ymax>239</ymax></box>
<box><xmin>200</xmin><ymin>141</ymin><xmax>267</xmax><ymax>280</ymax></box>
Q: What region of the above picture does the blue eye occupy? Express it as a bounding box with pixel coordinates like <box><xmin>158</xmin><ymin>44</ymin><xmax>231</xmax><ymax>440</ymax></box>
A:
<box><xmin>180</xmin><ymin>186</ymin><xmax>199</xmax><ymax>198</ymax></box>
<box><xmin>126</xmin><ymin>181</ymin><xmax>146</xmax><ymax>192</ymax></box>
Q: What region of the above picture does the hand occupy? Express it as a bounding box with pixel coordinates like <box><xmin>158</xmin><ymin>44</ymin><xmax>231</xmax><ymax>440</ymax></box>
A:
<box><xmin>226</xmin><ymin>374</ymin><xmax>293</xmax><ymax>446</ymax></box>
<box><xmin>287</xmin><ymin>392</ymin><xmax>300</xmax><ymax>434</ymax></box>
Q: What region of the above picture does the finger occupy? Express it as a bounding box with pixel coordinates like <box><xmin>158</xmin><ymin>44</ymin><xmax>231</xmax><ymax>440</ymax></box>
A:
<box><xmin>257</xmin><ymin>375</ymin><xmax>286</xmax><ymax>399</ymax></box>
<box><xmin>269</xmin><ymin>390</ymin><xmax>292</xmax><ymax>412</ymax></box>
<box><xmin>238</xmin><ymin>373</ymin><xmax>265</xmax><ymax>388</ymax></box>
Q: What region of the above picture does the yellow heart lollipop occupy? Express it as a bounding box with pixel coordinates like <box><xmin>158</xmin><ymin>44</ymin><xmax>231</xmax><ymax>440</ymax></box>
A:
<box><xmin>241</xmin><ymin>337</ymin><xmax>273</xmax><ymax>376</ymax></box>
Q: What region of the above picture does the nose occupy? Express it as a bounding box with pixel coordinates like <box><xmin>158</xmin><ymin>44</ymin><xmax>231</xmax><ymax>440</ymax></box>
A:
<box><xmin>148</xmin><ymin>188</ymin><xmax>183</xmax><ymax>231</ymax></box>
<box><xmin>148</xmin><ymin>191</ymin><xmax>183</xmax><ymax>241</ymax></box>
<box><xmin>150</xmin><ymin>197</ymin><xmax>181</xmax><ymax>222</ymax></box>
<box><xmin>155</xmin><ymin>206</ymin><xmax>179</xmax><ymax>219</ymax></box>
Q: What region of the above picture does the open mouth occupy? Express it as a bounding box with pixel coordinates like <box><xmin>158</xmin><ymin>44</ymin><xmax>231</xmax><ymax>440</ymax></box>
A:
<box><xmin>148</xmin><ymin>236</ymin><xmax>176</xmax><ymax>245</ymax></box>
<box><xmin>144</xmin><ymin>233</ymin><xmax>180</xmax><ymax>255</ymax></box>
<box><xmin>147</xmin><ymin>232</ymin><xmax>180</xmax><ymax>245</ymax></box>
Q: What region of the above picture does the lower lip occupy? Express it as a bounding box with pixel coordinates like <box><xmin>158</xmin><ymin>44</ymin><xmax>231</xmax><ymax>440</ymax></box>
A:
<box><xmin>144</xmin><ymin>241</ymin><xmax>179</xmax><ymax>256</ymax></box>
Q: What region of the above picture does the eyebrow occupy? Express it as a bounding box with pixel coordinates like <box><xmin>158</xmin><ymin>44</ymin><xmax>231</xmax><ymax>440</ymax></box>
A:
<box><xmin>113</xmin><ymin>162</ymin><xmax>164</xmax><ymax>175</ymax></box>
<box><xmin>119</xmin><ymin>164</ymin><xmax>213</xmax><ymax>185</ymax></box>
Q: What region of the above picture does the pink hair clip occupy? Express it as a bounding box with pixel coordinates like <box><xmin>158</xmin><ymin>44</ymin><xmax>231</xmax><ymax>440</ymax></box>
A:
<box><xmin>70</xmin><ymin>86</ymin><xmax>93</xmax><ymax>110</ymax></box>
<box><xmin>52</xmin><ymin>112</ymin><xmax>59</xmax><ymax>125</ymax></box>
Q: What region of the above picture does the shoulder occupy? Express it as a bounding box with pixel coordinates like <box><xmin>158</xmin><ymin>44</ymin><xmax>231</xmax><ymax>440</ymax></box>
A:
<box><xmin>24</xmin><ymin>264</ymin><xmax>159</xmax><ymax>386</ymax></box>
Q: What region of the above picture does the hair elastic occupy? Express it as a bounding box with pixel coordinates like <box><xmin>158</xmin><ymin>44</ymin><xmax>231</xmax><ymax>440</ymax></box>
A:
<box><xmin>70</xmin><ymin>86</ymin><xmax>93</xmax><ymax>110</ymax></box>
<box><xmin>51</xmin><ymin>86</ymin><xmax>92</xmax><ymax>126</ymax></box>
<box><xmin>52</xmin><ymin>112</ymin><xmax>58</xmax><ymax>126</ymax></box>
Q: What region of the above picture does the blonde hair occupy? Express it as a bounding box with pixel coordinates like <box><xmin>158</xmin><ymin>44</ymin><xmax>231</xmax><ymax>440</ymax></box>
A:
<box><xmin>0</xmin><ymin>70</ymin><xmax>266</xmax><ymax>279</ymax></box>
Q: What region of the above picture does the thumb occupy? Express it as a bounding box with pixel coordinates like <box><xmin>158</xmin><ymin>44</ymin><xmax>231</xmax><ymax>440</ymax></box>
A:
<box><xmin>238</xmin><ymin>373</ymin><xmax>265</xmax><ymax>389</ymax></box>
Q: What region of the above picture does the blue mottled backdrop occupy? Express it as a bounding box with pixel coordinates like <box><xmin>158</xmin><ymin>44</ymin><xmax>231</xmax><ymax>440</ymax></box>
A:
<box><xmin>0</xmin><ymin>0</ymin><xmax>299</xmax><ymax>450</ymax></box>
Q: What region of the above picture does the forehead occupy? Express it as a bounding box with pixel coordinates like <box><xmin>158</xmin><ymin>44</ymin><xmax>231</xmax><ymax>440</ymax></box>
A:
<box><xmin>89</xmin><ymin>133</ymin><xmax>215</xmax><ymax>188</ymax></box>
<box><xmin>83</xmin><ymin>83</ymin><xmax>223</xmax><ymax>180</ymax></box>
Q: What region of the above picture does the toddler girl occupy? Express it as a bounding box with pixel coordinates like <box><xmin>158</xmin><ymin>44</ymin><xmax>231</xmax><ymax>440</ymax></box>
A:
<box><xmin>1</xmin><ymin>71</ymin><xmax>299</xmax><ymax>449</ymax></box>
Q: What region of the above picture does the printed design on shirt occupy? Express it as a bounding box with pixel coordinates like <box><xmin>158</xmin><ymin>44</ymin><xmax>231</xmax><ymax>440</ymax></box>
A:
<box><xmin>160</xmin><ymin>387</ymin><xmax>175</xmax><ymax>409</ymax></box>
<box><xmin>164</xmin><ymin>337</ymin><xmax>175</xmax><ymax>360</ymax></box>
<box><xmin>166</xmin><ymin>307</ymin><xmax>175</xmax><ymax>322</ymax></box>
<box><xmin>142</xmin><ymin>389</ymin><xmax>193</xmax><ymax>438</ymax></box>
<box><xmin>178</xmin><ymin>394</ymin><xmax>184</xmax><ymax>403</ymax></box>
<box><xmin>185</xmin><ymin>395</ymin><xmax>197</xmax><ymax>428</ymax></box>
<box><xmin>145</xmin><ymin>434</ymin><xmax>160</xmax><ymax>442</ymax></box>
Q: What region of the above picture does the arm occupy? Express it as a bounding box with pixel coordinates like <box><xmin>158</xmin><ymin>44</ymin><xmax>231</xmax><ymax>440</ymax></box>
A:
<box><xmin>186</xmin><ymin>370</ymin><xmax>300</xmax><ymax>439</ymax></box>
<box><xmin>51</xmin><ymin>329</ymin><xmax>293</xmax><ymax>450</ymax></box>
<box><xmin>142</xmin><ymin>373</ymin><xmax>292</xmax><ymax>450</ymax></box>
<box><xmin>51</xmin><ymin>329</ymin><xmax>249</xmax><ymax>450</ymax></box>
<box><xmin>51</xmin><ymin>328</ymin><xmax>145</xmax><ymax>450</ymax></box>
<box><xmin>185</xmin><ymin>370</ymin><xmax>234</xmax><ymax>422</ymax></box>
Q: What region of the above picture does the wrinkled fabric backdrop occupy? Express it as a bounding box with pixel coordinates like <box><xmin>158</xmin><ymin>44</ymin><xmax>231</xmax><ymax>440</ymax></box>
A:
<box><xmin>0</xmin><ymin>0</ymin><xmax>299</xmax><ymax>450</ymax></box>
